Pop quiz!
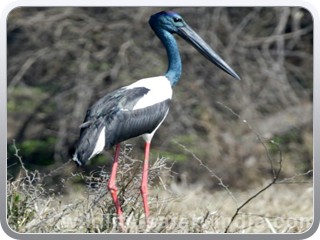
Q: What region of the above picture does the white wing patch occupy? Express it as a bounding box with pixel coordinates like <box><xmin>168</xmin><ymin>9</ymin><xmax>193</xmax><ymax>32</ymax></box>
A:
<box><xmin>89</xmin><ymin>126</ymin><xmax>106</xmax><ymax>160</ymax></box>
<box><xmin>126</xmin><ymin>76</ymin><xmax>172</xmax><ymax>110</ymax></box>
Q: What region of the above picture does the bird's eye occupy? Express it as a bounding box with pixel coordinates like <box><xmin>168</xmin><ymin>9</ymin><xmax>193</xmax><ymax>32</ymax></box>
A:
<box><xmin>173</xmin><ymin>17</ymin><xmax>182</xmax><ymax>23</ymax></box>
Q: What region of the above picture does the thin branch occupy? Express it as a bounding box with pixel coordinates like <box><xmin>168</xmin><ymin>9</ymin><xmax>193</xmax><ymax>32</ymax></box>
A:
<box><xmin>8</xmin><ymin>47</ymin><xmax>49</xmax><ymax>94</ymax></box>
<box><xmin>12</xmin><ymin>140</ymin><xmax>32</xmax><ymax>185</ymax></box>
<box><xmin>276</xmin><ymin>170</ymin><xmax>313</xmax><ymax>184</ymax></box>
<box><xmin>175</xmin><ymin>141</ymin><xmax>238</xmax><ymax>205</ymax></box>
<box><xmin>215</xmin><ymin>102</ymin><xmax>283</xmax><ymax>233</ymax></box>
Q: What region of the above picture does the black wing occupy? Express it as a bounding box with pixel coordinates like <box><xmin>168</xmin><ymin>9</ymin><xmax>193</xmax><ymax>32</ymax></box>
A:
<box><xmin>80</xmin><ymin>87</ymin><xmax>150</xmax><ymax>134</ymax></box>
<box><xmin>104</xmin><ymin>99</ymin><xmax>171</xmax><ymax>148</ymax></box>
<box><xmin>73</xmin><ymin>86</ymin><xmax>170</xmax><ymax>165</ymax></box>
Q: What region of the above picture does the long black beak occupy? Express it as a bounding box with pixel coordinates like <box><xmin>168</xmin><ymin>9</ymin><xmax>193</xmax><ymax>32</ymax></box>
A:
<box><xmin>177</xmin><ymin>24</ymin><xmax>241</xmax><ymax>80</ymax></box>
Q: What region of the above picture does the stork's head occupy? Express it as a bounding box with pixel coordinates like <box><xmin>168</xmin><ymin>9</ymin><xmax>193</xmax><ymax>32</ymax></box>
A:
<box><xmin>149</xmin><ymin>11</ymin><xmax>186</xmax><ymax>33</ymax></box>
<box><xmin>149</xmin><ymin>11</ymin><xmax>241</xmax><ymax>80</ymax></box>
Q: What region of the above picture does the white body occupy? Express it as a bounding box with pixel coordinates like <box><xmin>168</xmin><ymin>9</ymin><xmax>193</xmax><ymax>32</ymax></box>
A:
<box><xmin>126</xmin><ymin>76</ymin><xmax>172</xmax><ymax>110</ymax></box>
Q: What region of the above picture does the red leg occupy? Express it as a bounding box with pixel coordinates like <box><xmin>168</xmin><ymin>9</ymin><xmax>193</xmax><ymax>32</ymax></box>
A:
<box><xmin>107</xmin><ymin>144</ymin><xmax>125</xmax><ymax>230</ymax></box>
<box><xmin>140</xmin><ymin>142</ymin><xmax>151</xmax><ymax>223</ymax></box>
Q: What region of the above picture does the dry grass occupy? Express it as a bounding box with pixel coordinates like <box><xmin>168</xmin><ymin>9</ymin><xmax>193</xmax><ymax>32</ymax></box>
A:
<box><xmin>7</xmin><ymin>143</ymin><xmax>313</xmax><ymax>234</ymax></box>
<box><xmin>158</xmin><ymin>183</ymin><xmax>313</xmax><ymax>233</ymax></box>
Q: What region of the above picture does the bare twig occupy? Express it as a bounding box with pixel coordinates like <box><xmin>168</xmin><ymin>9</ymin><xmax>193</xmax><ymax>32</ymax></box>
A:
<box><xmin>216</xmin><ymin>101</ymin><xmax>283</xmax><ymax>233</ymax></box>
<box><xmin>8</xmin><ymin>47</ymin><xmax>49</xmax><ymax>94</ymax></box>
<box><xmin>175</xmin><ymin>141</ymin><xmax>238</xmax><ymax>205</ymax></box>
<box><xmin>276</xmin><ymin>170</ymin><xmax>313</xmax><ymax>184</ymax></box>
<box><xmin>12</xmin><ymin>140</ymin><xmax>32</xmax><ymax>185</ymax></box>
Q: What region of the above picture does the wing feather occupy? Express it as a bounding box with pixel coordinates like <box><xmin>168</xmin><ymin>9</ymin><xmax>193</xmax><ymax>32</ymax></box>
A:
<box><xmin>104</xmin><ymin>99</ymin><xmax>171</xmax><ymax>148</ymax></box>
<box><xmin>74</xmin><ymin>86</ymin><xmax>170</xmax><ymax>165</ymax></box>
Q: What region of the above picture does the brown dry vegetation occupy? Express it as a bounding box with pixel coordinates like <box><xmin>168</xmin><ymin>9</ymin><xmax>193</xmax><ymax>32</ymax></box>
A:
<box><xmin>7</xmin><ymin>143</ymin><xmax>313</xmax><ymax>233</ymax></box>
<box><xmin>7</xmin><ymin>7</ymin><xmax>313</xmax><ymax>233</ymax></box>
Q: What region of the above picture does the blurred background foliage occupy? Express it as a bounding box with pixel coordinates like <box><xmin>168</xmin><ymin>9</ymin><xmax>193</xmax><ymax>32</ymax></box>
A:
<box><xmin>7</xmin><ymin>7</ymin><xmax>313</xmax><ymax>190</ymax></box>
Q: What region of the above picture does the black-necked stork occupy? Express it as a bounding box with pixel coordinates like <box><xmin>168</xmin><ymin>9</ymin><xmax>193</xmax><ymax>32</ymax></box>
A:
<box><xmin>73</xmin><ymin>11</ymin><xmax>240</xmax><ymax>227</ymax></box>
